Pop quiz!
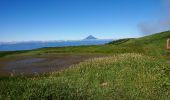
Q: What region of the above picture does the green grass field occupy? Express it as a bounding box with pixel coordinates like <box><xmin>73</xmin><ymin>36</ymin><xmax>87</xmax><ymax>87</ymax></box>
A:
<box><xmin>0</xmin><ymin>31</ymin><xmax>170</xmax><ymax>99</ymax></box>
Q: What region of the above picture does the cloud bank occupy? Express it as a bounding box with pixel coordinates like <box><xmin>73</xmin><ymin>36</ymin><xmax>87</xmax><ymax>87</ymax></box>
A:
<box><xmin>138</xmin><ymin>0</ymin><xmax>170</xmax><ymax>35</ymax></box>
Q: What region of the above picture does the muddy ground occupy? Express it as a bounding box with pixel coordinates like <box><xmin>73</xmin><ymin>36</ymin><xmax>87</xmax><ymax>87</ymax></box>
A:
<box><xmin>0</xmin><ymin>54</ymin><xmax>104</xmax><ymax>76</ymax></box>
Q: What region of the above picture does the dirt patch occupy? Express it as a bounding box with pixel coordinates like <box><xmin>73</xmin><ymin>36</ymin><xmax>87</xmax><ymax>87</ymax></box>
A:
<box><xmin>0</xmin><ymin>54</ymin><xmax>104</xmax><ymax>76</ymax></box>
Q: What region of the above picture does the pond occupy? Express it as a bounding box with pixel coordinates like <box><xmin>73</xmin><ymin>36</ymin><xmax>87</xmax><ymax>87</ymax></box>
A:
<box><xmin>0</xmin><ymin>54</ymin><xmax>104</xmax><ymax>76</ymax></box>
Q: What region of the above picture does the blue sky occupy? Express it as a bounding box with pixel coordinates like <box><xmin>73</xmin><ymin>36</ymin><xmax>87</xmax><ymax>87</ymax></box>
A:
<box><xmin>0</xmin><ymin>0</ymin><xmax>166</xmax><ymax>42</ymax></box>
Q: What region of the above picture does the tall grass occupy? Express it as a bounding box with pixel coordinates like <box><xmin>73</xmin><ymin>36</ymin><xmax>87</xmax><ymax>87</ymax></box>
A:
<box><xmin>0</xmin><ymin>53</ymin><xmax>169</xmax><ymax>99</ymax></box>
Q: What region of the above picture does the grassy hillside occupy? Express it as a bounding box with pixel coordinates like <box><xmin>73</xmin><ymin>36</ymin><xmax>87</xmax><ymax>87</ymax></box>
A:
<box><xmin>110</xmin><ymin>31</ymin><xmax>169</xmax><ymax>57</ymax></box>
<box><xmin>0</xmin><ymin>31</ymin><xmax>170</xmax><ymax>99</ymax></box>
<box><xmin>124</xmin><ymin>31</ymin><xmax>170</xmax><ymax>46</ymax></box>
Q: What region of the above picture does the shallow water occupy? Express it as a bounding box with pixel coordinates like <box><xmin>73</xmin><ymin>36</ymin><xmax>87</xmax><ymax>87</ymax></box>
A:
<box><xmin>1</xmin><ymin>58</ymin><xmax>45</xmax><ymax>74</ymax></box>
<box><xmin>0</xmin><ymin>54</ymin><xmax>103</xmax><ymax>76</ymax></box>
<box><xmin>11</xmin><ymin>58</ymin><xmax>45</xmax><ymax>64</ymax></box>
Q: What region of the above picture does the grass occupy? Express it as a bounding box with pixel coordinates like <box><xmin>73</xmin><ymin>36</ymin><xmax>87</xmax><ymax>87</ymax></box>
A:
<box><xmin>0</xmin><ymin>53</ymin><xmax>169</xmax><ymax>99</ymax></box>
<box><xmin>0</xmin><ymin>31</ymin><xmax>170</xmax><ymax>99</ymax></box>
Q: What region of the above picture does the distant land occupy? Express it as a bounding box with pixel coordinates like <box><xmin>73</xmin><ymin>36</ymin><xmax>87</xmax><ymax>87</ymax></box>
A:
<box><xmin>84</xmin><ymin>35</ymin><xmax>97</xmax><ymax>40</ymax></box>
<box><xmin>0</xmin><ymin>36</ymin><xmax>114</xmax><ymax>51</ymax></box>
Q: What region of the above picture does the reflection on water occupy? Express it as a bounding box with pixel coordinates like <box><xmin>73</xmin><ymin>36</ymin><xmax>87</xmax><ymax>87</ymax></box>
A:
<box><xmin>3</xmin><ymin>58</ymin><xmax>46</xmax><ymax>74</ymax></box>
<box><xmin>11</xmin><ymin>58</ymin><xmax>45</xmax><ymax>64</ymax></box>
<box><xmin>0</xmin><ymin>54</ymin><xmax>104</xmax><ymax>76</ymax></box>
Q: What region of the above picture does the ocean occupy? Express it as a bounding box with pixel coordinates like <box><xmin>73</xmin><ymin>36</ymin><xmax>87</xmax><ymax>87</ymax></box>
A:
<box><xmin>0</xmin><ymin>39</ymin><xmax>113</xmax><ymax>51</ymax></box>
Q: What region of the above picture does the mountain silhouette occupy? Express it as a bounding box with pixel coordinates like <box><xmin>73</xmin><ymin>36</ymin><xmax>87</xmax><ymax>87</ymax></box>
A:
<box><xmin>84</xmin><ymin>35</ymin><xmax>97</xmax><ymax>40</ymax></box>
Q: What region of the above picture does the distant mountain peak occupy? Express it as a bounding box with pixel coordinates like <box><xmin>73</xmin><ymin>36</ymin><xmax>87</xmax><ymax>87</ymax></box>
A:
<box><xmin>84</xmin><ymin>35</ymin><xmax>97</xmax><ymax>40</ymax></box>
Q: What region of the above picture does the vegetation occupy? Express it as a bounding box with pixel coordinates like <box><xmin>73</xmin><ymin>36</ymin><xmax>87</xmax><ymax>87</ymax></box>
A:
<box><xmin>108</xmin><ymin>38</ymin><xmax>134</xmax><ymax>45</ymax></box>
<box><xmin>0</xmin><ymin>31</ymin><xmax>170</xmax><ymax>99</ymax></box>
<box><xmin>0</xmin><ymin>50</ymin><xmax>29</xmax><ymax>58</ymax></box>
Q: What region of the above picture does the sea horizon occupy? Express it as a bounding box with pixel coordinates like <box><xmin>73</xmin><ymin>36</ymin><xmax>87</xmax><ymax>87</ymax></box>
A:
<box><xmin>0</xmin><ymin>39</ymin><xmax>114</xmax><ymax>51</ymax></box>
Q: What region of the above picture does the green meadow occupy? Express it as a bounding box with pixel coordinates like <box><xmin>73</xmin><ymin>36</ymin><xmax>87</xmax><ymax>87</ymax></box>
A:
<box><xmin>0</xmin><ymin>31</ymin><xmax>170</xmax><ymax>99</ymax></box>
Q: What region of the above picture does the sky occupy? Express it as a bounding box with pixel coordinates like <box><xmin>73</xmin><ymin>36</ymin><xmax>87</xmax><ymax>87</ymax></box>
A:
<box><xmin>0</xmin><ymin>0</ymin><xmax>169</xmax><ymax>42</ymax></box>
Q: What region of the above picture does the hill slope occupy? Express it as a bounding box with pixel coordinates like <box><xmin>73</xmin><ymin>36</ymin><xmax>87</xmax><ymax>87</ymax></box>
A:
<box><xmin>108</xmin><ymin>31</ymin><xmax>170</xmax><ymax>56</ymax></box>
<box><xmin>109</xmin><ymin>31</ymin><xmax>170</xmax><ymax>50</ymax></box>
